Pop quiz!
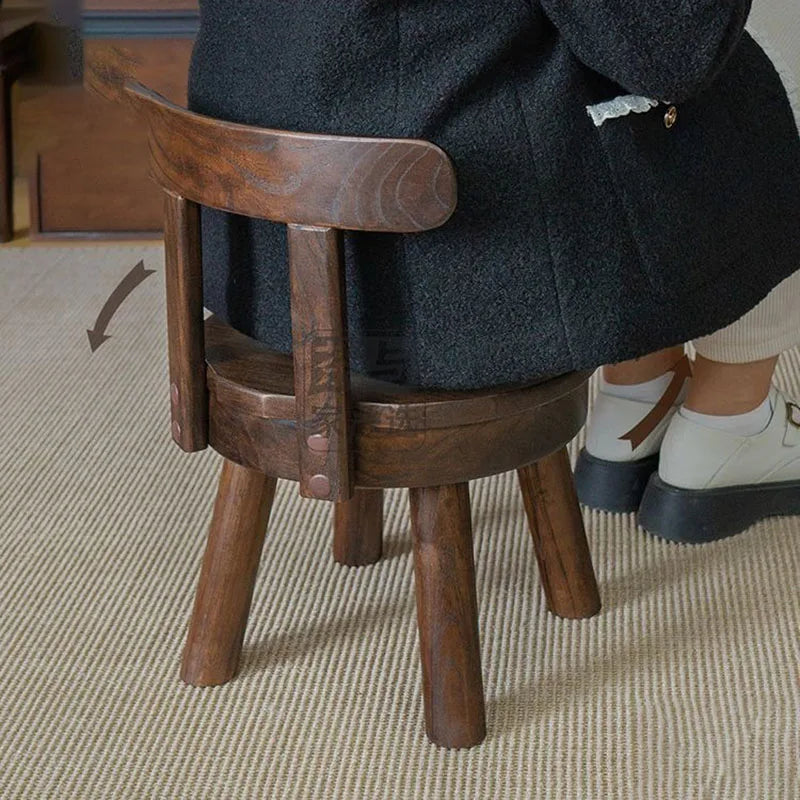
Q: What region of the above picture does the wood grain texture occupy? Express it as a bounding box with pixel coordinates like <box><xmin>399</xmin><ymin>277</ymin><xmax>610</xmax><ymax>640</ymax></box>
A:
<box><xmin>122</xmin><ymin>80</ymin><xmax>457</xmax><ymax>232</ymax></box>
<box><xmin>164</xmin><ymin>190</ymin><xmax>207</xmax><ymax>451</ymax></box>
<box><xmin>333</xmin><ymin>489</ymin><xmax>383</xmax><ymax>567</ymax></box>
<box><xmin>207</xmin><ymin>394</ymin><xmax>589</xmax><ymax>491</ymax></box>
<box><xmin>127</xmin><ymin>76</ymin><xmax>602</xmax><ymax>748</ymax></box>
<box><xmin>204</xmin><ymin>315</ymin><xmax>591</xmax><ymax>431</ymax></box>
<box><xmin>203</xmin><ymin>315</ymin><xmax>590</xmax><ymax>490</ymax></box>
<box><xmin>518</xmin><ymin>449</ymin><xmax>601</xmax><ymax>620</ymax></box>
<box><xmin>181</xmin><ymin>460</ymin><xmax>277</xmax><ymax>687</ymax></box>
<box><xmin>288</xmin><ymin>225</ymin><xmax>353</xmax><ymax>502</ymax></box>
<box><xmin>410</xmin><ymin>483</ymin><xmax>485</xmax><ymax>749</ymax></box>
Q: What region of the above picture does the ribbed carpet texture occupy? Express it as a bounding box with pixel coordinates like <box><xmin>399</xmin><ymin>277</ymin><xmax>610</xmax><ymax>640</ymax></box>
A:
<box><xmin>1</xmin><ymin>244</ymin><xmax>799</xmax><ymax>800</ymax></box>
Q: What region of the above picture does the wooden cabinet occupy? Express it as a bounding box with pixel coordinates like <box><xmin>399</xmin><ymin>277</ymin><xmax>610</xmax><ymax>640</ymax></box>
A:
<box><xmin>17</xmin><ymin>1</ymin><xmax>198</xmax><ymax>237</ymax></box>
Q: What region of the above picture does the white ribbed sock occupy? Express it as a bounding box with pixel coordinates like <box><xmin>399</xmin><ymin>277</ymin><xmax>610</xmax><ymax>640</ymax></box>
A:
<box><xmin>599</xmin><ymin>371</ymin><xmax>676</xmax><ymax>403</ymax></box>
<box><xmin>679</xmin><ymin>394</ymin><xmax>772</xmax><ymax>436</ymax></box>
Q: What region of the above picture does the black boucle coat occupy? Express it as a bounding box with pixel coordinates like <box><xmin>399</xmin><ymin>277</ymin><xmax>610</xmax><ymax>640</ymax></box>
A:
<box><xmin>188</xmin><ymin>0</ymin><xmax>800</xmax><ymax>390</ymax></box>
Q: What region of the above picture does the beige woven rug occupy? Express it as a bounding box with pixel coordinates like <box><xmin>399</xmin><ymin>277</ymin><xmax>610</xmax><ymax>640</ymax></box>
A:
<box><xmin>1</xmin><ymin>244</ymin><xmax>799</xmax><ymax>799</ymax></box>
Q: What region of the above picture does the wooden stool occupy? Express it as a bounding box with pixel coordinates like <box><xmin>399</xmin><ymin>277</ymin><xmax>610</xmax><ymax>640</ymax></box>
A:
<box><xmin>119</xmin><ymin>78</ymin><xmax>601</xmax><ymax>749</ymax></box>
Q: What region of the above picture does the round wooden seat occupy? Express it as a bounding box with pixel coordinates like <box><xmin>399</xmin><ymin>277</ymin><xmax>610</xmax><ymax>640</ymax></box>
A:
<box><xmin>206</xmin><ymin>315</ymin><xmax>592</xmax><ymax>489</ymax></box>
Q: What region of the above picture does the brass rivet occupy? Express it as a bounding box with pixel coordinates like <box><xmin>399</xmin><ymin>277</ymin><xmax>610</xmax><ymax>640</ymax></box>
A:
<box><xmin>309</xmin><ymin>474</ymin><xmax>331</xmax><ymax>498</ymax></box>
<box><xmin>307</xmin><ymin>434</ymin><xmax>330</xmax><ymax>453</ymax></box>
<box><xmin>170</xmin><ymin>383</ymin><xmax>179</xmax><ymax>405</ymax></box>
<box><xmin>664</xmin><ymin>105</ymin><xmax>678</xmax><ymax>129</ymax></box>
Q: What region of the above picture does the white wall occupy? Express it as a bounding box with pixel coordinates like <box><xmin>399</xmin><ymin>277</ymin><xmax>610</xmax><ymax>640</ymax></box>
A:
<box><xmin>749</xmin><ymin>0</ymin><xmax>800</xmax><ymax>77</ymax></box>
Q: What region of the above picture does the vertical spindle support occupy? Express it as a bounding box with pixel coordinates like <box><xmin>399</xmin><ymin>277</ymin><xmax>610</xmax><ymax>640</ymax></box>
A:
<box><xmin>163</xmin><ymin>190</ymin><xmax>208</xmax><ymax>451</ymax></box>
<box><xmin>287</xmin><ymin>224</ymin><xmax>354</xmax><ymax>502</ymax></box>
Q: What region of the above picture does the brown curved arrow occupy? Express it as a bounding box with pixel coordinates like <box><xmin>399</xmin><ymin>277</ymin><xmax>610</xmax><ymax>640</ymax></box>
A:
<box><xmin>87</xmin><ymin>260</ymin><xmax>156</xmax><ymax>352</ymax></box>
<box><xmin>618</xmin><ymin>354</ymin><xmax>693</xmax><ymax>450</ymax></box>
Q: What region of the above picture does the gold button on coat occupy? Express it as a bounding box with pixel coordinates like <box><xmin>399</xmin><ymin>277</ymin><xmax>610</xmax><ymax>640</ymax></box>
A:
<box><xmin>664</xmin><ymin>105</ymin><xmax>678</xmax><ymax>128</ymax></box>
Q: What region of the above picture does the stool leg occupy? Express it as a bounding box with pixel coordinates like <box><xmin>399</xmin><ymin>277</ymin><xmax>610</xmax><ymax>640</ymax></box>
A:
<box><xmin>181</xmin><ymin>459</ymin><xmax>277</xmax><ymax>687</ymax></box>
<box><xmin>333</xmin><ymin>488</ymin><xmax>383</xmax><ymax>566</ymax></box>
<box><xmin>517</xmin><ymin>448</ymin><xmax>601</xmax><ymax>620</ymax></box>
<box><xmin>409</xmin><ymin>483</ymin><xmax>486</xmax><ymax>749</ymax></box>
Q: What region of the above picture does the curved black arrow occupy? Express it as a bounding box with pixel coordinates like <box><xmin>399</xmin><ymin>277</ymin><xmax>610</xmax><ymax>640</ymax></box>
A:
<box><xmin>87</xmin><ymin>260</ymin><xmax>156</xmax><ymax>352</ymax></box>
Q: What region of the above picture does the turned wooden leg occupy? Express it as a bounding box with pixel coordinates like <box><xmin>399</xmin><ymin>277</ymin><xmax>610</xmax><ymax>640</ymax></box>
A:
<box><xmin>181</xmin><ymin>459</ymin><xmax>277</xmax><ymax>687</ymax></box>
<box><xmin>518</xmin><ymin>447</ymin><xmax>601</xmax><ymax>620</ymax></box>
<box><xmin>409</xmin><ymin>483</ymin><xmax>486</xmax><ymax>749</ymax></box>
<box><xmin>333</xmin><ymin>488</ymin><xmax>383</xmax><ymax>566</ymax></box>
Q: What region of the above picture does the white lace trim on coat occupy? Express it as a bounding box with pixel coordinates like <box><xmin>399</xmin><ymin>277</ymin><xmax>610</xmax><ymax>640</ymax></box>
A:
<box><xmin>585</xmin><ymin>95</ymin><xmax>659</xmax><ymax>128</ymax></box>
<box><xmin>585</xmin><ymin>24</ymin><xmax>800</xmax><ymax>135</ymax></box>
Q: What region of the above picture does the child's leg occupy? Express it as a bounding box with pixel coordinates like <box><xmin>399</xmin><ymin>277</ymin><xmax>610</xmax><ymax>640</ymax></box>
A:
<box><xmin>600</xmin><ymin>266</ymin><xmax>800</xmax><ymax>406</ymax></box>
<box><xmin>579</xmin><ymin>268</ymin><xmax>800</xmax><ymax>515</ymax></box>
<box><xmin>691</xmin><ymin>268</ymin><xmax>800</xmax><ymax>371</ymax></box>
<box><xmin>603</xmin><ymin>346</ymin><xmax>685</xmax><ymax>386</ymax></box>
<box><xmin>638</xmin><ymin>269</ymin><xmax>800</xmax><ymax>542</ymax></box>
<box><xmin>674</xmin><ymin>267</ymin><xmax>800</xmax><ymax>426</ymax></box>
<box><xmin>683</xmin><ymin>354</ymin><xmax>778</xmax><ymax>415</ymax></box>
<box><xmin>577</xmin><ymin>346</ymin><xmax>691</xmax><ymax>512</ymax></box>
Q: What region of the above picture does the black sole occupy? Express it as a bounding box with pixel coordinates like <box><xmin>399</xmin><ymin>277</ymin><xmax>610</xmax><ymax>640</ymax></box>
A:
<box><xmin>638</xmin><ymin>474</ymin><xmax>800</xmax><ymax>544</ymax></box>
<box><xmin>574</xmin><ymin>448</ymin><xmax>659</xmax><ymax>513</ymax></box>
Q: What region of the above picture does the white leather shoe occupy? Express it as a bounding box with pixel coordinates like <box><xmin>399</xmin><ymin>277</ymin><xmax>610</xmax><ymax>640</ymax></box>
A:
<box><xmin>638</xmin><ymin>386</ymin><xmax>800</xmax><ymax>542</ymax></box>
<box><xmin>575</xmin><ymin>358</ymin><xmax>691</xmax><ymax>512</ymax></box>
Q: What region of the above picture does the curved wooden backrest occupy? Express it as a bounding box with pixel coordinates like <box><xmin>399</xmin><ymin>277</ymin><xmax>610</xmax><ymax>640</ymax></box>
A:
<box><xmin>89</xmin><ymin>61</ymin><xmax>462</xmax><ymax>505</ymax></box>
<box><xmin>124</xmin><ymin>80</ymin><xmax>457</xmax><ymax>233</ymax></box>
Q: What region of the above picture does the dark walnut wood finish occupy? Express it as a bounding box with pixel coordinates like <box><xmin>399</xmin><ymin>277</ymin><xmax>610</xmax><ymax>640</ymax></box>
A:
<box><xmin>333</xmin><ymin>489</ymin><xmax>384</xmax><ymax>567</ymax></box>
<box><xmin>287</xmin><ymin>224</ymin><xmax>354</xmax><ymax>502</ymax></box>
<box><xmin>410</xmin><ymin>483</ymin><xmax>485</xmax><ymax>748</ymax></box>
<box><xmin>181</xmin><ymin>460</ymin><xmax>277</xmax><ymax>686</ymax></box>
<box><xmin>0</xmin><ymin>7</ymin><xmax>41</xmax><ymax>241</ymax></box>
<box><xmin>163</xmin><ymin>190</ymin><xmax>208</xmax><ymax>452</ymax></box>
<box><xmin>518</xmin><ymin>450</ymin><xmax>601</xmax><ymax>620</ymax></box>
<box><xmin>107</xmin><ymin>72</ymin><xmax>601</xmax><ymax>748</ymax></box>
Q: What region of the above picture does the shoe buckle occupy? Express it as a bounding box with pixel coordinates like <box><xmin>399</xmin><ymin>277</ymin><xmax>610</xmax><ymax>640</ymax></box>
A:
<box><xmin>787</xmin><ymin>402</ymin><xmax>800</xmax><ymax>429</ymax></box>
